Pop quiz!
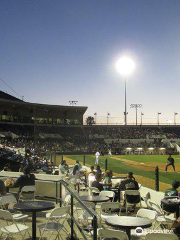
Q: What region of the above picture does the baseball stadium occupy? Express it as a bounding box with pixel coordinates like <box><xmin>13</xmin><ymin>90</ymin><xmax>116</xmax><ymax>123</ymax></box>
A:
<box><xmin>0</xmin><ymin>91</ymin><xmax>180</xmax><ymax>240</ymax></box>
<box><xmin>0</xmin><ymin>90</ymin><xmax>180</xmax><ymax>192</ymax></box>
<box><xmin>1</xmin><ymin>1</ymin><xmax>180</xmax><ymax>239</ymax></box>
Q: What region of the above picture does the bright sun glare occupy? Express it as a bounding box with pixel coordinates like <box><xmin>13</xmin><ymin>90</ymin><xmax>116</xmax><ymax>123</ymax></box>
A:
<box><xmin>116</xmin><ymin>56</ymin><xmax>135</xmax><ymax>76</ymax></box>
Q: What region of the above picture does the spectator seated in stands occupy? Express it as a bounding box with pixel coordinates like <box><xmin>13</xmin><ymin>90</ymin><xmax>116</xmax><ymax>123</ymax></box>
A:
<box><xmin>73</xmin><ymin>165</ymin><xmax>81</xmax><ymax>177</ymax></box>
<box><xmin>119</xmin><ymin>172</ymin><xmax>139</xmax><ymax>205</ymax></box>
<box><xmin>0</xmin><ymin>180</ymin><xmax>7</xmax><ymax>196</ymax></box>
<box><xmin>96</xmin><ymin>165</ymin><xmax>102</xmax><ymax>176</ymax></box>
<box><xmin>75</xmin><ymin>160</ymin><xmax>82</xmax><ymax>170</ymax></box>
<box><xmin>59</xmin><ymin>160</ymin><xmax>69</xmax><ymax>174</ymax></box>
<box><xmin>102</xmin><ymin>171</ymin><xmax>112</xmax><ymax>190</ymax></box>
<box><xmin>161</xmin><ymin>180</ymin><xmax>180</xmax><ymax>218</ymax></box>
<box><xmin>13</xmin><ymin>166</ymin><xmax>35</xmax><ymax>192</ymax></box>
<box><xmin>92</xmin><ymin>173</ymin><xmax>103</xmax><ymax>192</ymax></box>
<box><xmin>164</xmin><ymin>180</ymin><xmax>180</xmax><ymax>198</ymax></box>
<box><xmin>119</xmin><ymin>172</ymin><xmax>139</xmax><ymax>191</ymax></box>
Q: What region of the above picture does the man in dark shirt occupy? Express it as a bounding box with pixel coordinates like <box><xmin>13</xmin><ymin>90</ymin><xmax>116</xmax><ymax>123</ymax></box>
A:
<box><xmin>92</xmin><ymin>173</ymin><xmax>103</xmax><ymax>192</ymax></box>
<box><xmin>119</xmin><ymin>172</ymin><xmax>139</xmax><ymax>191</ymax></box>
<box><xmin>14</xmin><ymin>166</ymin><xmax>35</xmax><ymax>191</ymax></box>
<box><xmin>119</xmin><ymin>172</ymin><xmax>139</xmax><ymax>204</ymax></box>
<box><xmin>165</xmin><ymin>154</ymin><xmax>175</xmax><ymax>172</ymax></box>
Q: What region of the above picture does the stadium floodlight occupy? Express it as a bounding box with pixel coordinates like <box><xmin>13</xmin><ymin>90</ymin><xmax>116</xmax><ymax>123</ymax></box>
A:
<box><xmin>137</xmin><ymin>148</ymin><xmax>143</xmax><ymax>150</ymax></box>
<box><xmin>157</xmin><ymin>112</ymin><xmax>161</xmax><ymax>125</ymax></box>
<box><xmin>126</xmin><ymin>148</ymin><xmax>132</xmax><ymax>150</ymax></box>
<box><xmin>116</xmin><ymin>57</ymin><xmax>135</xmax><ymax>125</ymax></box>
<box><xmin>69</xmin><ymin>101</ymin><xmax>78</xmax><ymax>106</ymax></box>
<box><xmin>116</xmin><ymin>57</ymin><xmax>135</xmax><ymax>76</ymax></box>
<box><xmin>174</xmin><ymin>112</ymin><xmax>178</xmax><ymax>125</ymax></box>
<box><xmin>149</xmin><ymin>148</ymin><xmax>154</xmax><ymax>150</ymax></box>
<box><xmin>130</xmin><ymin>104</ymin><xmax>142</xmax><ymax>125</ymax></box>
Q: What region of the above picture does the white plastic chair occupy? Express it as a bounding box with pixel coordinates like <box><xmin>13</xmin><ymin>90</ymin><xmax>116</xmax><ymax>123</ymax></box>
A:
<box><xmin>0</xmin><ymin>194</ymin><xmax>17</xmax><ymax>209</ymax></box>
<box><xmin>141</xmin><ymin>192</ymin><xmax>152</xmax><ymax>209</ymax></box>
<box><xmin>99</xmin><ymin>190</ymin><xmax>115</xmax><ymax>202</ymax></box>
<box><xmin>38</xmin><ymin>206</ymin><xmax>70</xmax><ymax>240</ymax></box>
<box><xmin>19</xmin><ymin>185</ymin><xmax>36</xmax><ymax>201</ymax></box>
<box><xmin>0</xmin><ymin>194</ymin><xmax>29</xmax><ymax>222</ymax></box>
<box><xmin>149</xmin><ymin>200</ymin><xmax>175</xmax><ymax>229</ymax></box>
<box><xmin>146</xmin><ymin>233</ymin><xmax>179</xmax><ymax>240</ymax></box>
<box><xmin>124</xmin><ymin>190</ymin><xmax>141</xmax><ymax>214</ymax></box>
<box><xmin>98</xmin><ymin>228</ymin><xmax>129</xmax><ymax>240</ymax></box>
<box><xmin>95</xmin><ymin>190</ymin><xmax>115</xmax><ymax>209</ymax></box>
<box><xmin>75</xmin><ymin>201</ymin><xmax>96</xmax><ymax>237</ymax></box>
<box><xmin>0</xmin><ymin>209</ymin><xmax>30</xmax><ymax>240</ymax></box>
<box><xmin>136</xmin><ymin>208</ymin><xmax>157</xmax><ymax>219</ymax></box>
<box><xmin>76</xmin><ymin>201</ymin><xmax>95</xmax><ymax>221</ymax></box>
<box><xmin>62</xmin><ymin>194</ymin><xmax>71</xmax><ymax>206</ymax></box>
<box><xmin>100</xmin><ymin>202</ymin><xmax>121</xmax><ymax>222</ymax></box>
<box><xmin>131</xmin><ymin>209</ymin><xmax>157</xmax><ymax>237</ymax></box>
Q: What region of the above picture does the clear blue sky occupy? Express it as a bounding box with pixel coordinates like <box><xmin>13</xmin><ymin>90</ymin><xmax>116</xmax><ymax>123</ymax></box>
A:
<box><xmin>1</xmin><ymin>0</ymin><xmax>180</xmax><ymax>124</ymax></box>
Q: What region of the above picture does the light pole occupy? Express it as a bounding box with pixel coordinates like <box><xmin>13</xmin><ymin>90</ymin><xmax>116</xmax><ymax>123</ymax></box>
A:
<box><xmin>130</xmin><ymin>104</ymin><xmax>142</xmax><ymax>125</ymax></box>
<box><xmin>116</xmin><ymin>57</ymin><xmax>135</xmax><ymax>125</ymax></box>
<box><xmin>157</xmin><ymin>112</ymin><xmax>161</xmax><ymax>125</ymax></box>
<box><xmin>107</xmin><ymin>112</ymin><xmax>110</xmax><ymax>125</ymax></box>
<box><xmin>141</xmin><ymin>112</ymin><xmax>144</xmax><ymax>125</ymax></box>
<box><xmin>94</xmin><ymin>112</ymin><xmax>97</xmax><ymax>125</ymax></box>
<box><xmin>174</xmin><ymin>112</ymin><xmax>178</xmax><ymax>125</ymax></box>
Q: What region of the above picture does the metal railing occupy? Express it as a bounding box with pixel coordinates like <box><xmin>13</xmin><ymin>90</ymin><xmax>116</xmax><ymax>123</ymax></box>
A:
<box><xmin>60</xmin><ymin>180</ymin><xmax>97</xmax><ymax>240</ymax></box>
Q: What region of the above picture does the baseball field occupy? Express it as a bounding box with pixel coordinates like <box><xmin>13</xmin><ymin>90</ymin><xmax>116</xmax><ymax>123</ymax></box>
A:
<box><xmin>58</xmin><ymin>154</ymin><xmax>180</xmax><ymax>192</ymax></box>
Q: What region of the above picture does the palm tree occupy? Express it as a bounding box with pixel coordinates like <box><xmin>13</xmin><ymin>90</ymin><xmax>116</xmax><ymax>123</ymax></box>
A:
<box><xmin>86</xmin><ymin>116</ymin><xmax>95</xmax><ymax>125</ymax></box>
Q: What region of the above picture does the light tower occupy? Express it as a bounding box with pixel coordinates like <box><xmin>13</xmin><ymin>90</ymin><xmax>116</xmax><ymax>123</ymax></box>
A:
<box><xmin>116</xmin><ymin>57</ymin><xmax>135</xmax><ymax>125</ymax></box>
<box><xmin>130</xmin><ymin>104</ymin><xmax>142</xmax><ymax>125</ymax></box>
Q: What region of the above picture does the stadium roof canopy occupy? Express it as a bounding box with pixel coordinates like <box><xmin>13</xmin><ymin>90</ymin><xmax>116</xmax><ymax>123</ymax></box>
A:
<box><xmin>0</xmin><ymin>91</ymin><xmax>87</xmax><ymax>118</ymax></box>
<box><xmin>0</xmin><ymin>90</ymin><xmax>23</xmax><ymax>102</ymax></box>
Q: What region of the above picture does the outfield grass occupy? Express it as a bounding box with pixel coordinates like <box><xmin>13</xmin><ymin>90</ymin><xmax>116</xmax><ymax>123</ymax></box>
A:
<box><xmin>65</xmin><ymin>154</ymin><xmax>180</xmax><ymax>190</ymax></box>
<box><xmin>112</xmin><ymin>155</ymin><xmax>180</xmax><ymax>163</ymax></box>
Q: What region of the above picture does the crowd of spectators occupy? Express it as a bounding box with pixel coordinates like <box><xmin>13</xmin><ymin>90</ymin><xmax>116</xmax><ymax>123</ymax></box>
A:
<box><xmin>1</xmin><ymin>125</ymin><xmax>180</xmax><ymax>155</ymax></box>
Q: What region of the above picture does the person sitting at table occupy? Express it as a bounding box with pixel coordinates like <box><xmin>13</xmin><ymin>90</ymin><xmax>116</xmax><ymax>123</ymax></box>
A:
<box><xmin>59</xmin><ymin>160</ymin><xmax>69</xmax><ymax>174</ymax></box>
<box><xmin>119</xmin><ymin>172</ymin><xmax>139</xmax><ymax>206</ymax></box>
<box><xmin>119</xmin><ymin>172</ymin><xmax>139</xmax><ymax>191</ymax></box>
<box><xmin>0</xmin><ymin>179</ymin><xmax>7</xmax><ymax>196</ymax></box>
<box><xmin>96</xmin><ymin>165</ymin><xmax>102</xmax><ymax>176</ymax></box>
<box><xmin>13</xmin><ymin>166</ymin><xmax>35</xmax><ymax>192</ymax></box>
<box><xmin>92</xmin><ymin>173</ymin><xmax>103</xmax><ymax>192</ymax></box>
<box><xmin>164</xmin><ymin>180</ymin><xmax>180</xmax><ymax>197</ymax></box>
<box><xmin>162</xmin><ymin>180</ymin><xmax>180</xmax><ymax>216</ymax></box>
<box><xmin>73</xmin><ymin>165</ymin><xmax>81</xmax><ymax>177</ymax></box>
<box><xmin>75</xmin><ymin>160</ymin><xmax>82</xmax><ymax>170</ymax></box>
<box><xmin>102</xmin><ymin>171</ymin><xmax>112</xmax><ymax>190</ymax></box>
